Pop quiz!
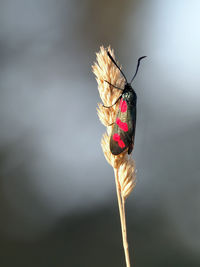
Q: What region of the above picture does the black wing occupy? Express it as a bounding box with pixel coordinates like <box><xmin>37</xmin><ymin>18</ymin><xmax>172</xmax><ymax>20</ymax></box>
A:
<box><xmin>110</xmin><ymin>99</ymin><xmax>136</xmax><ymax>155</ymax></box>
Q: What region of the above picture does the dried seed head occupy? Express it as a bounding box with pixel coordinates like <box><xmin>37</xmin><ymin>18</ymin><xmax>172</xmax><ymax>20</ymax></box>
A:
<box><xmin>118</xmin><ymin>158</ymin><xmax>136</xmax><ymax>199</ymax></box>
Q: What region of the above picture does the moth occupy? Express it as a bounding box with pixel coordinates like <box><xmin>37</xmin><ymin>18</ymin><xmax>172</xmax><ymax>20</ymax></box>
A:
<box><xmin>104</xmin><ymin>51</ymin><xmax>146</xmax><ymax>155</ymax></box>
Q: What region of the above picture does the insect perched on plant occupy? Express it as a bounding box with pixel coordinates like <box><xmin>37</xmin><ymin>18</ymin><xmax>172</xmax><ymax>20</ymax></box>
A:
<box><xmin>104</xmin><ymin>51</ymin><xmax>146</xmax><ymax>155</ymax></box>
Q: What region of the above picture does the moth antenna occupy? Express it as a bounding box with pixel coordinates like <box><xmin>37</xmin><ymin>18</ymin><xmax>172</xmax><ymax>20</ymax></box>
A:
<box><xmin>107</xmin><ymin>51</ymin><xmax>127</xmax><ymax>83</ymax></box>
<box><xmin>130</xmin><ymin>56</ymin><xmax>147</xmax><ymax>84</ymax></box>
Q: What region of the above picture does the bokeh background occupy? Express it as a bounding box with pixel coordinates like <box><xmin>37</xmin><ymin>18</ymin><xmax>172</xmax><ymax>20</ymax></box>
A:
<box><xmin>0</xmin><ymin>0</ymin><xmax>200</xmax><ymax>266</ymax></box>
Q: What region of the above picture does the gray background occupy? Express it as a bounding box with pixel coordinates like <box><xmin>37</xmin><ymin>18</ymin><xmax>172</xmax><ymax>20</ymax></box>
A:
<box><xmin>0</xmin><ymin>0</ymin><xmax>200</xmax><ymax>266</ymax></box>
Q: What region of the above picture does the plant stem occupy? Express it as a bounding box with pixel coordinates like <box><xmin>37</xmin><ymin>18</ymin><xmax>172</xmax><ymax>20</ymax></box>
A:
<box><xmin>114</xmin><ymin>168</ymin><xmax>131</xmax><ymax>267</ymax></box>
<box><xmin>122</xmin><ymin>197</ymin><xmax>131</xmax><ymax>267</ymax></box>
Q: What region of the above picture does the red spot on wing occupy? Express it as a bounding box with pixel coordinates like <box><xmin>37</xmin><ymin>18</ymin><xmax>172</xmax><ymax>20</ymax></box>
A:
<box><xmin>113</xmin><ymin>133</ymin><xmax>120</xmax><ymax>141</ymax></box>
<box><xmin>116</xmin><ymin>118</ymin><xmax>128</xmax><ymax>132</ymax></box>
<box><xmin>113</xmin><ymin>133</ymin><xmax>125</xmax><ymax>148</ymax></box>
<box><xmin>119</xmin><ymin>99</ymin><xmax>127</xmax><ymax>113</ymax></box>
<box><xmin>118</xmin><ymin>140</ymin><xmax>125</xmax><ymax>148</ymax></box>
<box><xmin>113</xmin><ymin>134</ymin><xmax>125</xmax><ymax>148</ymax></box>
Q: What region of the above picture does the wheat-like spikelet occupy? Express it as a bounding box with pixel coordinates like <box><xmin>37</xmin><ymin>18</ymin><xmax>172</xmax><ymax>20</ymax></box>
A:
<box><xmin>118</xmin><ymin>158</ymin><xmax>136</xmax><ymax>199</ymax></box>
<box><xmin>92</xmin><ymin>46</ymin><xmax>137</xmax><ymax>267</ymax></box>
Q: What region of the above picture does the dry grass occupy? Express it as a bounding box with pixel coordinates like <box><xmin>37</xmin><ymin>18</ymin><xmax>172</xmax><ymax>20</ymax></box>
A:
<box><xmin>92</xmin><ymin>46</ymin><xmax>137</xmax><ymax>267</ymax></box>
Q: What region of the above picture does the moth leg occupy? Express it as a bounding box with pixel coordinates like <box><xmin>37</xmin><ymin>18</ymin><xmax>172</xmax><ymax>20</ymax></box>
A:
<box><xmin>103</xmin><ymin>96</ymin><xmax>122</xmax><ymax>108</ymax></box>
<box><xmin>104</xmin><ymin>80</ymin><xmax>124</xmax><ymax>91</ymax></box>
<box><xmin>107</xmin><ymin>122</ymin><xmax>114</xmax><ymax>126</ymax></box>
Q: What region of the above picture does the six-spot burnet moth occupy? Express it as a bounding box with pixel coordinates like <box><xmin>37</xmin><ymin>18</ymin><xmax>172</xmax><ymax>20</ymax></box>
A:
<box><xmin>104</xmin><ymin>51</ymin><xmax>146</xmax><ymax>155</ymax></box>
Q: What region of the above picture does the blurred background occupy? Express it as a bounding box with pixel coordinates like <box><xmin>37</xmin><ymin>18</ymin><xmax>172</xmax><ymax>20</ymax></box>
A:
<box><xmin>0</xmin><ymin>0</ymin><xmax>200</xmax><ymax>266</ymax></box>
